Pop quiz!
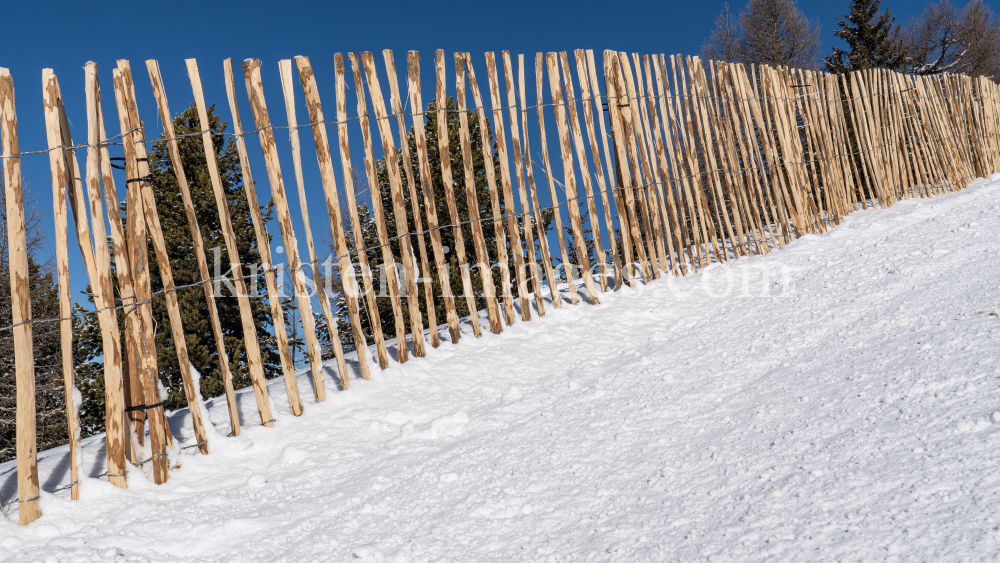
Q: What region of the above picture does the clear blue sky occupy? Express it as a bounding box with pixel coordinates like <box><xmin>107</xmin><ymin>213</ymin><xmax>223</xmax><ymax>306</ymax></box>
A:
<box><xmin>0</xmin><ymin>0</ymin><xmax>955</xmax><ymax>304</ymax></box>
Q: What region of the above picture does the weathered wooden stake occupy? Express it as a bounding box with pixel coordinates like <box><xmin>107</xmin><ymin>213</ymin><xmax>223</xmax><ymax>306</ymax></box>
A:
<box><xmin>1</xmin><ymin>67</ymin><xmax>42</xmax><ymax>523</ymax></box>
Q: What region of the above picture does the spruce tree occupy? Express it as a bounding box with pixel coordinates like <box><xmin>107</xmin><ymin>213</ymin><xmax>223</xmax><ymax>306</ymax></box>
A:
<box><xmin>825</xmin><ymin>0</ymin><xmax>907</xmax><ymax>73</ymax></box>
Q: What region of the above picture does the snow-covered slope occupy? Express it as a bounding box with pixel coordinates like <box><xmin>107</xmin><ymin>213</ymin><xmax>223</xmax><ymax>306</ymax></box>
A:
<box><xmin>3</xmin><ymin>177</ymin><xmax>1000</xmax><ymax>561</ymax></box>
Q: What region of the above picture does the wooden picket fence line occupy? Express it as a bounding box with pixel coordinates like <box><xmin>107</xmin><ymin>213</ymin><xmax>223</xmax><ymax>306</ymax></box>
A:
<box><xmin>2</xmin><ymin>49</ymin><xmax>997</xmax><ymax>525</ymax></box>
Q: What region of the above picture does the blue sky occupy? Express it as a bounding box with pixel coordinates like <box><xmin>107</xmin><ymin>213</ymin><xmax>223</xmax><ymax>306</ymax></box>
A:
<box><xmin>0</xmin><ymin>0</ymin><xmax>956</xmax><ymax>305</ymax></box>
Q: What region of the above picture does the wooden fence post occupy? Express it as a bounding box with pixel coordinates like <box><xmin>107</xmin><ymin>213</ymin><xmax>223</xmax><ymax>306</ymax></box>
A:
<box><xmin>518</xmin><ymin>55</ymin><xmax>563</xmax><ymax>306</ymax></box>
<box><xmin>82</xmin><ymin>63</ymin><xmax>130</xmax><ymax>485</ymax></box>
<box><xmin>576</xmin><ymin>50</ymin><xmax>624</xmax><ymax>284</ymax></box>
<box><xmin>604</xmin><ymin>51</ymin><xmax>651</xmax><ymax>282</ymax></box>
<box><xmin>559</xmin><ymin>52</ymin><xmax>611</xmax><ymax>290</ymax></box>
<box><xmin>1</xmin><ymin>67</ymin><xmax>42</xmax><ymax>524</ymax></box>
<box><xmin>485</xmin><ymin>52</ymin><xmax>532</xmax><ymax>319</ymax></box>
<box><xmin>347</xmin><ymin>53</ymin><xmax>412</xmax><ymax>363</ymax></box>
<box><xmin>94</xmin><ymin>83</ymin><xmax>145</xmax><ymax>460</ymax></box>
<box><xmin>333</xmin><ymin>53</ymin><xmax>392</xmax><ymax>369</ymax></box>
<box><xmin>544</xmin><ymin>52</ymin><xmax>602</xmax><ymax>303</ymax></box>
<box><xmin>112</xmin><ymin>65</ymin><xmax>212</xmax><ymax>455</ymax></box>
<box><xmin>537</xmin><ymin>53</ymin><xmax>585</xmax><ymax>299</ymax></box>
<box><xmin>502</xmin><ymin>52</ymin><xmax>546</xmax><ymax>314</ymax></box>
<box><xmin>41</xmin><ymin>69</ymin><xmax>82</xmax><ymax>500</ymax></box>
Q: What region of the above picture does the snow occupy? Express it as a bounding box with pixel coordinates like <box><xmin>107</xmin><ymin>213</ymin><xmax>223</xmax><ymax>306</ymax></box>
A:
<box><xmin>2</xmin><ymin>177</ymin><xmax>1000</xmax><ymax>560</ymax></box>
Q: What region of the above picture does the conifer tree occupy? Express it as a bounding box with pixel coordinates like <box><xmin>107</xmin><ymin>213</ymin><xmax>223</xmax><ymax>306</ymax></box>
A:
<box><xmin>825</xmin><ymin>0</ymin><xmax>908</xmax><ymax>73</ymax></box>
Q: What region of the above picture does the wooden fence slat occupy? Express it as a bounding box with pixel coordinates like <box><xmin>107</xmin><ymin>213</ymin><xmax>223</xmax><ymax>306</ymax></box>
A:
<box><xmin>700</xmin><ymin>59</ymin><xmax>752</xmax><ymax>253</ymax></box>
<box><xmin>110</xmin><ymin>65</ymin><xmax>170</xmax><ymax>483</ymax></box>
<box><xmin>672</xmin><ymin>55</ymin><xmax>720</xmax><ymax>264</ymax></box>
<box><xmin>485</xmin><ymin>52</ymin><xmax>531</xmax><ymax>320</ymax></box>
<box><xmin>359</xmin><ymin>51</ymin><xmax>427</xmax><ymax>358</ymax></box>
<box><xmin>824</xmin><ymin>72</ymin><xmax>861</xmax><ymax>211</ymax></box>
<box><xmin>146</xmin><ymin>60</ymin><xmax>244</xmax><ymax>432</ymax></box>
<box><xmin>664</xmin><ymin>55</ymin><xmax>711</xmax><ymax>263</ymax></box>
<box><xmin>41</xmin><ymin>69</ymin><xmax>83</xmax><ymax>499</ymax></box>
<box><xmin>242</xmin><ymin>58</ymin><xmax>329</xmax><ymax>396</ymax></box>
<box><xmin>430</xmin><ymin>52</ymin><xmax>486</xmax><ymax>337</ymax></box>
<box><xmin>93</xmin><ymin>87</ymin><xmax>144</xmax><ymax>460</ymax></box>
<box><xmin>277</xmin><ymin>58</ymin><xmax>352</xmax><ymax>388</ymax></box>
<box><xmin>347</xmin><ymin>53</ymin><xmax>412</xmax><ymax>363</ymax></box>
<box><xmin>519</xmin><ymin>55</ymin><xmax>563</xmax><ymax>307</ymax></box>
<box><xmin>708</xmin><ymin>62</ymin><xmax>760</xmax><ymax>255</ymax></box>
<box><xmin>385</xmin><ymin>50</ymin><xmax>443</xmax><ymax>347</ymax></box>
<box><xmin>453</xmin><ymin>51</ymin><xmax>505</xmax><ymax>331</ymax></box>
<box><xmin>777</xmin><ymin>65</ymin><xmax>820</xmax><ymax>229</ymax></box>
<box><xmin>848</xmin><ymin>71</ymin><xmax>888</xmax><ymax>205</ymax></box>
<box><xmin>503</xmin><ymin>52</ymin><xmax>546</xmax><ymax>315</ymax></box>
<box><xmin>748</xmin><ymin>64</ymin><xmax>796</xmax><ymax>241</ymax></box>
<box><xmin>714</xmin><ymin>63</ymin><xmax>768</xmax><ymax>255</ymax></box>
<box><xmin>82</xmin><ymin>63</ymin><xmax>130</xmax><ymax>483</ymax></box>
<box><xmin>687</xmin><ymin>57</ymin><xmax>739</xmax><ymax>258</ymax></box>
<box><xmin>293</xmin><ymin>55</ymin><xmax>373</xmax><ymax>380</ymax></box>
<box><xmin>464</xmin><ymin>53</ymin><xmax>518</xmax><ymax>322</ymax></box>
<box><xmin>404</xmin><ymin>51</ymin><xmax>465</xmax><ymax>341</ymax></box>
<box><xmin>188</xmin><ymin>58</ymin><xmax>281</xmax><ymax>414</ymax></box>
<box><xmin>654</xmin><ymin>54</ymin><xmax>701</xmax><ymax>268</ymax></box>
<box><xmin>1</xmin><ymin>67</ymin><xmax>42</xmax><ymax>523</ymax></box>
<box><xmin>223</xmin><ymin>59</ymin><xmax>308</xmax><ymax>401</ymax></box>
<box><xmin>726</xmin><ymin>63</ymin><xmax>784</xmax><ymax>250</ymax></box>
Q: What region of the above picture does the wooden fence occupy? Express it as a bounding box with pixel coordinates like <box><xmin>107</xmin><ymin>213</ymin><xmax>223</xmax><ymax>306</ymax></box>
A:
<box><xmin>1</xmin><ymin>49</ymin><xmax>997</xmax><ymax>525</ymax></box>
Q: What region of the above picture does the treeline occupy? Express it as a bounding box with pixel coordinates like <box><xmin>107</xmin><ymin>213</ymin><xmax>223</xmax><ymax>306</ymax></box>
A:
<box><xmin>703</xmin><ymin>0</ymin><xmax>1000</xmax><ymax>78</ymax></box>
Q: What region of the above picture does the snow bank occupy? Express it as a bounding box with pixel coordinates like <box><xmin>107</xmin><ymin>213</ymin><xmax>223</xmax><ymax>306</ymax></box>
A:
<box><xmin>2</xmin><ymin>178</ymin><xmax>1000</xmax><ymax>560</ymax></box>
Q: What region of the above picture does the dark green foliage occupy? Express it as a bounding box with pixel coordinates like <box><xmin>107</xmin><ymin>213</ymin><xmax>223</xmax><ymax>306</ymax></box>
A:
<box><xmin>71</xmin><ymin>298</ymin><xmax>104</xmax><ymax>437</ymax></box>
<box><xmin>825</xmin><ymin>0</ymin><xmax>908</xmax><ymax>73</ymax></box>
